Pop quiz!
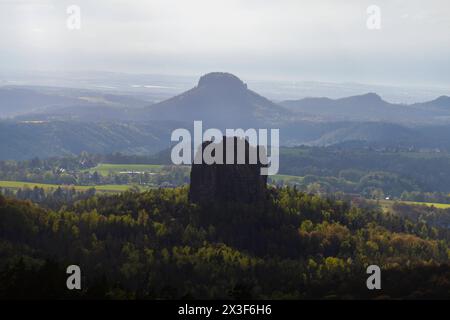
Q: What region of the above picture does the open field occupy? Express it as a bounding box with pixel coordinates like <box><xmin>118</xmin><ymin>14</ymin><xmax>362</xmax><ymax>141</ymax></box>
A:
<box><xmin>85</xmin><ymin>163</ymin><xmax>165</xmax><ymax>176</ymax></box>
<box><xmin>270</xmin><ymin>174</ymin><xmax>304</xmax><ymax>184</ymax></box>
<box><xmin>379</xmin><ymin>199</ymin><xmax>450</xmax><ymax>210</ymax></box>
<box><xmin>399</xmin><ymin>200</ymin><xmax>450</xmax><ymax>209</ymax></box>
<box><xmin>0</xmin><ymin>180</ymin><xmax>144</xmax><ymax>193</ymax></box>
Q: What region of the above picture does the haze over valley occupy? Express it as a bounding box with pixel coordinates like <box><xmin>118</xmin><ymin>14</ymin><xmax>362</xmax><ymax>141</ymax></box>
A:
<box><xmin>1</xmin><ymin>72</ymin><xmax>450</xmax><ymax>160</ymax></box>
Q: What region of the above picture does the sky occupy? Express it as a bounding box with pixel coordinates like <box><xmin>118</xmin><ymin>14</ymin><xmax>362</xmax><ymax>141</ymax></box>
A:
<box><xmin>0</xmin><ymin>0</ymin><xmax>449</xmax><ymax>86</ymax></box>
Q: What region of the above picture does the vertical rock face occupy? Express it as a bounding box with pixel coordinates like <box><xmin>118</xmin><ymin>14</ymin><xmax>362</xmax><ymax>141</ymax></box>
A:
<box><xmin>189</xmin><ymin>137</ymin><xmax>268</xmax><ymax>205</ymax></box>
<box><xmin>197</xmin><ymin>72</ymin><xmax>248</xmax><ymax>91</ymax></box>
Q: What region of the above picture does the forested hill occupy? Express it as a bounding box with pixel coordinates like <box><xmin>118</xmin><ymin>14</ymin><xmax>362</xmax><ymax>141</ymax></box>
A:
<box><xmin>0</xmin><ymin>187</ymin><xmax>449</xmax><ymax>299</ymax></box>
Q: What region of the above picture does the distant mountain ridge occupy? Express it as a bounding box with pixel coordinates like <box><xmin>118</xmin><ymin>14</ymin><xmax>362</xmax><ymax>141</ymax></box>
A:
<box><xmin>280</xmin><ymin>93</ymin><xmax>450</xmax><ymax>123</ymax></box>
<box><xmin>411</xmin><ymin>95</ymin><xmax>450</xmax><ymax>111</ymax></box>
<box><xmin>1</xmin><ymin>72</ymin><xmax>450</xmax><ymax>160</ymax></box>
<box><xmin>0</xmin><ymin>87</ymin><xmax>81</xmax><ymax>117</ymax></box>
<box><xmin>0</xmin><ymin>120</ymin><xmax>179</xmax><ymax>160</ymax></box>
<box><xmin>5</xmin><ymin>73</ymin><xmax>449</xmax><ymax>125</ymax></box>
<box><xmin>0</xmin><ymin>86</ymin><xmax>151</xmax><ymax>120</ymax></box>
<box><xmin>145</xmin><ymin>72</ymin><xmax>294</xmax><ymax>128</ymax></box>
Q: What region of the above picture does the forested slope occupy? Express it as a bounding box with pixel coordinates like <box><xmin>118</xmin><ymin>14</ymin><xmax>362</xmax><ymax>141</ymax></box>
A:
<box><xmin>0</xmin><ymin>188</ymin><xmax>449</xmax><ymax>299</ymax></box>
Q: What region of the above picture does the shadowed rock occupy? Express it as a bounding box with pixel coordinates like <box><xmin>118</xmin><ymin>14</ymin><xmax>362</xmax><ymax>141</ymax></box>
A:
<box><xmin>189</xmin><ymin>136</ymin><xmax>268</xmax><ymax>204</ymax></box>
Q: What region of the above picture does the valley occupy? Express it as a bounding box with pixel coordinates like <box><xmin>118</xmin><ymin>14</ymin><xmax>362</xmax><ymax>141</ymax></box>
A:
<box><xmin>1</xmin><ymin>73</ymin><xmax>450</xmax><ymax>161</ymax></box>
<box><xmin>2</xmin><ymin>0</ymin><xmax>450</xmax><ymax>302</ymax></box>
<box><xmin>1</xmin><ymin>73</ymin><xmax>450</xmax><ymax>301</ymax></box>
<box><xmin>2</xmin><ymin>157</ymin><xmax>450</xmax><ymax>211</ymax></box>
<box><xmin>1</xmin><ymin>74</ymin><xmax>450</xmax><ymax>300</ymax></box>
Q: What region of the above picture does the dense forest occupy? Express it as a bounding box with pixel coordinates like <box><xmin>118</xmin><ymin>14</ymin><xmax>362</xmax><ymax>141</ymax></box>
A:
<box><xmin>278</xmin><ymin>146</ymin><xmax>450</xmax><ymax>197</ymax></box>
<box><xmin>1</xmin><ymin>187</ymin><xmax>449</xmax><ymax>299</ymax></box>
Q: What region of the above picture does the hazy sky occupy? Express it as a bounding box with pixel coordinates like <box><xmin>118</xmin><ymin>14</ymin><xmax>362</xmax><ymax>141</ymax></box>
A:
<box><xmin>0</xmin><ymin>0</ymin><xmax>449</xmax><ymax>86</ymax></box>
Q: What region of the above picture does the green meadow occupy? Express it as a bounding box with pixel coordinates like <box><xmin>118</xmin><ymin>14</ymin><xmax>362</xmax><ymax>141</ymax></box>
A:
<box><xmin>0</xmin><ymin>180</ymin><xmax>142</xmax><ymax>193</ymax></box>
<box><xmin>379</xmin><ymin>199</ymin><xmax>450</xmax><ymax>210</ymax></box>
<box><xmin>270</xmin><ymin>174</ymin><xmax>304</xmax><ymax>184</ymax></box>
<box><xmin>85</xmin><ymin>163</ymin><xmax>165</xmax><ymax>176</ymax></box>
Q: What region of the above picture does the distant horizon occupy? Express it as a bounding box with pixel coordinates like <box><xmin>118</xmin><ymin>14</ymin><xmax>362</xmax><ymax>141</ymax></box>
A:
<box><xmin>1</xmin><ymin>1</ymin><xmax>449</xmax><ymax>88</ymax></box>
<box><xmin>1</xmin><ymin>68</ymin><xmax>449</xmax><ymax>104</ymax></box>
<box><xmin>2</xmin><ymin>65</ymin><xmax>450</xmax><ymax>88</ymax></box>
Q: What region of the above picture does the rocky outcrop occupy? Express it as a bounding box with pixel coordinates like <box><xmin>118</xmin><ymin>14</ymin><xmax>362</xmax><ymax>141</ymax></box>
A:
<box><xmin>197</xmin><ymin>72</ymin><xmax>248</xmax><ymax>90</ymax></box>
<box><xmin>189</xmin><ymin>137</ymin><xmax>267</xmax><ymax>204</ymax></box>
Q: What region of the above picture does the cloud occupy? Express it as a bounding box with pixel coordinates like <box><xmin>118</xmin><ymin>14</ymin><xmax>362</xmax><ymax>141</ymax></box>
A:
<box><xmin>0</xmin><ymin>0</ymin><xmax>449</xmax><ymax>85</ymax></box>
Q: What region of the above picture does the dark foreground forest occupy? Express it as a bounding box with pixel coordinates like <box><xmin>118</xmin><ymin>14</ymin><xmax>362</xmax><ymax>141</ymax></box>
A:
<box><xmin>0</xmin><ymin>187</ymin><xmax>449</xmax><ymax>299</ymax></box>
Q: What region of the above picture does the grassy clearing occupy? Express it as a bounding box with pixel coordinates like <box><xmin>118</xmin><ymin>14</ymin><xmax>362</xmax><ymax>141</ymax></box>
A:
<box><xmin>379</xmin><ymin>199</ymin><xmax>450</xmax><ymax>210</ymax></box>
<box><xmin>400</xmin><ymin>200</ymin><xmax>450</xmax><ymax>209</ymax></box>
<box><xmin>0</xmin><ymin>180</ymin><xmax>142</xmax><ymax>193</ymax></box>
<box><xmin>270</xmin><ymin>174</ymin><xmax>304</xmax><ymax>184</ymax></box>
<box><xmin>85</xmin><ymin>163</ymin><xmax>165</xmax><ymax>176</ymax></box>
